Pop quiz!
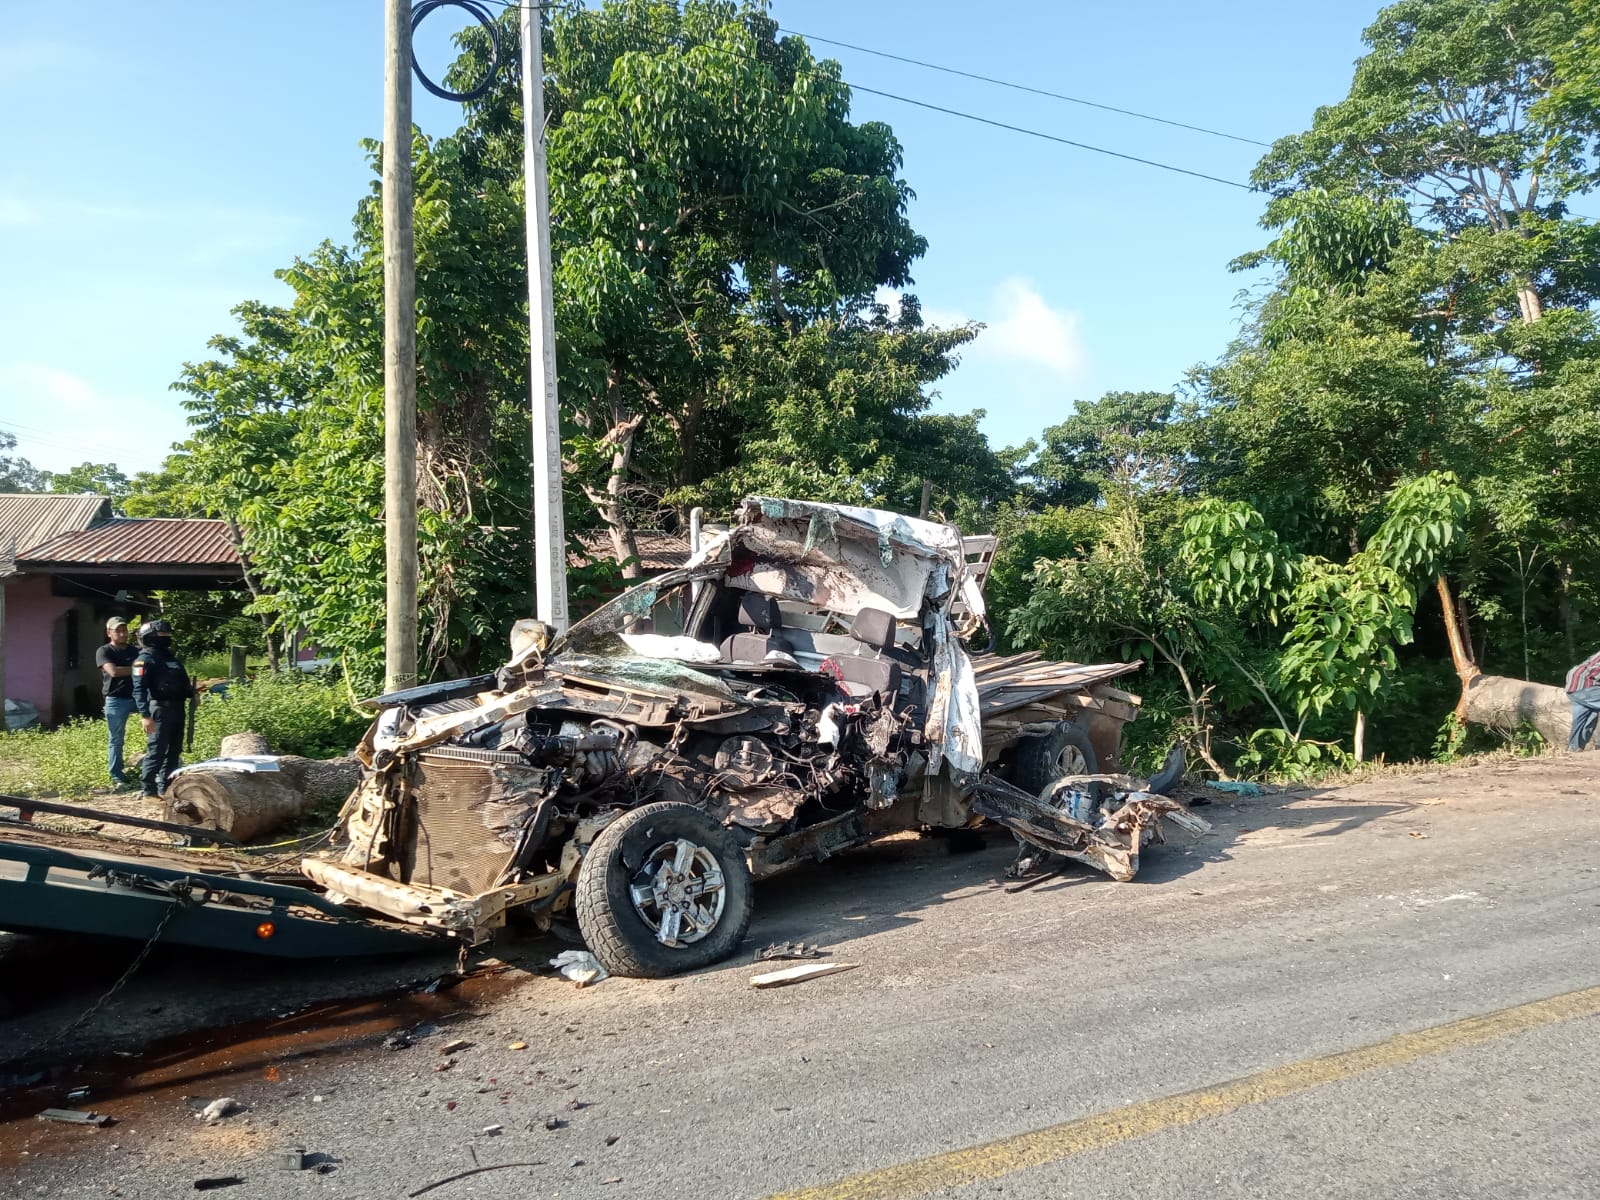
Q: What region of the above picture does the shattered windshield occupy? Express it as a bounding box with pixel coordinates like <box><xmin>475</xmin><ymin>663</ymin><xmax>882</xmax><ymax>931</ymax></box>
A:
<box><xmin>558</xmin><ymin>569</ymin><xmax>712</xmax><ymax>653</ymax></box>
<box><xmin>556</xmin><ymin>653</ymin><xmax>744</xmax><ymax>705</ymax></box>
<box><xmin>554</xmin><ymin>572</ymin><xmax>742</xmax><ymax>705</ymax></box>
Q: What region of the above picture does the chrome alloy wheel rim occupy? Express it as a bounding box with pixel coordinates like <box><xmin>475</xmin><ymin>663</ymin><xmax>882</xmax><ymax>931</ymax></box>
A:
<box><xmin>628</xmin><ymin>838</ymin><xmax>727</xmax><ymax>946</ymax></box>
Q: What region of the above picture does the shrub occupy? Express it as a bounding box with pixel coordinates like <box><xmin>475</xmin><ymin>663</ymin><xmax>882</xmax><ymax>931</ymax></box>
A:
<box><xmin>191</xmin><ymin>674</ymin><xmax>369</xmax><ymax>760</ymax></box>
<box><xmin>0</xmin><ymin>675</ymin><xmax>369</xmax><ymax>798</ymax></box>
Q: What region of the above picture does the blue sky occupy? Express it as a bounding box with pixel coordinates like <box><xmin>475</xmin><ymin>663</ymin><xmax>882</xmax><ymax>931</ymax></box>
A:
<box><xmin>0</xmin><ymin>0</ymin><xmax>1382</xmax><ymax>479</ymax></box>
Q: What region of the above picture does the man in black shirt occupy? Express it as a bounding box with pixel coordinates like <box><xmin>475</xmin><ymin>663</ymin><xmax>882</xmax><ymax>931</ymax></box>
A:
<box><xmin>95</xmin><ymin>617</ymin><xmax>139</xmax><ymax>789</ymax></box>
<box><xmin>132</xmin><ymin>619</ymin><xmax>196</xmax><ymax>798</ymax></box>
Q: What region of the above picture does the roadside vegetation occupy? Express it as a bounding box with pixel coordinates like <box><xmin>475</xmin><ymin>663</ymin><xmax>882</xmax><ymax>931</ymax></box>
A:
<box><xmin>0</xmin><ymin>677</ymin><xmax>365</xmax><ymax>798</ymax></box>
<box><xmin>4</xmin><ymin>0</ymin><xmax>1596</xmax><ymax>780</ymax></box>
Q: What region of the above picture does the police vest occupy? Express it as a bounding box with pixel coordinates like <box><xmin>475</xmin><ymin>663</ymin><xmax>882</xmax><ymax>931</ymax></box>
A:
<box><xmin>136</xmin><ymin>653</ymin><xmax>192</xmax><ymax>702</ymax></box>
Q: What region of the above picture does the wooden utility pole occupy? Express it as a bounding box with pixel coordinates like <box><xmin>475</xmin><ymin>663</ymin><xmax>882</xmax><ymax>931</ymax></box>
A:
<box><xmin>521</xmin><ymin>0</ymin><xmax>569</xmax><ymax>633</ymax></box>
<box><xmin>383</xmin><ymin>0</ymin><xmax>418</xmax><ymax>691</ymax></box>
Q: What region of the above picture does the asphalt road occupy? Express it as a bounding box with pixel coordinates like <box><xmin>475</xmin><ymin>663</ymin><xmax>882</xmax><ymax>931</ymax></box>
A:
<box><xmin>4</xmin><ymin>752</ymin><xmax>1599</xmax><ymax>1199</ymax></box>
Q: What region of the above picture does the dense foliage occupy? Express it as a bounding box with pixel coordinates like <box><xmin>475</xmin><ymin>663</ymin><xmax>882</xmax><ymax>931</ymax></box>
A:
<box><xmin>95</xmin><ymin>0</ymin><xmax>1598</xmax><ymax>776</ymax></box>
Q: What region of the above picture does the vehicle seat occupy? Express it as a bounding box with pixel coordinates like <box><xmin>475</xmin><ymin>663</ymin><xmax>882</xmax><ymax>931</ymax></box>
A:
<box><xmin>823</xmin><ymin>607</ymin><xmax>902</xmax><ymax>700</ymax></box>
<box><xmin>721</xmin><ymin>594</ymin><xmax>791</xmax><ymax>664</ymax></box>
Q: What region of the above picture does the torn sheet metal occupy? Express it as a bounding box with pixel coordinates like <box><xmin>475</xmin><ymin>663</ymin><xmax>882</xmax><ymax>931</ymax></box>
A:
<box><xmin>721</xmin><ymin>496</ymin><xmax>986</xmax><ymax>622</ymax></box>
<box><xmin>927</xmin><ymin>609</ymin><xmax>983</xmax><ymax>779</ymax></box>
<box><xmin>970</xmin><ymin>774</ymin><xmax>1208</xmax><ymax>883</ymax></box>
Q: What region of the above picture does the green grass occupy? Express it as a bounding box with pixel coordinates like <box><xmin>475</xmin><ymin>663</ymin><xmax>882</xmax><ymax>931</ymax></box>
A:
<box><xmin>0</xmin><ymin>675</ymin><xmax>370</xmax><ymax>798</ymax></box>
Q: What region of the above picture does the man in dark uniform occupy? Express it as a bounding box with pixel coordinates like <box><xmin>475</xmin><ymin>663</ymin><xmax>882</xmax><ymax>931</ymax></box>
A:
<box><xmin>132</xmin><ymin>619</ymin><xmax>196</xmax><ymax>798</ymax></box>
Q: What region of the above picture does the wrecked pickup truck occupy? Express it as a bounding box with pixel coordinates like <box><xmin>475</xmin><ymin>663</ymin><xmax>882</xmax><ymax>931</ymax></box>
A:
<box><xmin>302</xmin><ymin>497</ymin><xmax>1203</xmax><ymax>977</ymax></box>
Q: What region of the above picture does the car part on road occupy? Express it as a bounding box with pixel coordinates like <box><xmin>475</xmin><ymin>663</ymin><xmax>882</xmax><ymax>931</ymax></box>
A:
<box><xmin>549</xmin><ymin>949</ymin><xmax>608</xmax><ymax>986</ymax></box>
<box><xmin>973</xmin><ymin>773</ymin><xmax>1210</xmax><ymax>883</ymax></box>
<box><xmin>756</xmin><ymin>941</ymin><xmax>824</xmax><ymax>961</ymax></box>
<box><xmin>750</xmin><ymin>961</ymin><xmax>859</xmax><ymax>988</ymax></box>
<box><xmin>195</xmin><ymin>1097</ymin><xmax>241</xmax><ymax>1122</ymax></box>
<box><xmin>36</xmin><ymin>1107</ymin><xmax>111</xmax><ymax>1126</ymax></box>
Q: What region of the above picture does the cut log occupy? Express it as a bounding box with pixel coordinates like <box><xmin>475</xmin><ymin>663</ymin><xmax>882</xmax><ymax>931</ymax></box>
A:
<box><xmin>275</xmin><ymin>756</ymin><xmax>362</xmax><ymax>806</ymax></box>
<box><xmin>219</xmin><ymin>732</ymin><xmax>271</xmax><ymax>757</ymax></box>
<box><xmin>164</xmin><ymin>755</ymin><xmax>362</xmax><ymax>842</ymax></box>
<box><xmin>1459</xmin><ymin>675</ymin><xmax>1572</xmax><ymax>748</ymax></box>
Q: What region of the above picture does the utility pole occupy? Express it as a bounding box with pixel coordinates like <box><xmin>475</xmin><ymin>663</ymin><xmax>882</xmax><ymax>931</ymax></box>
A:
<box><xmin>522</xmin><ymin>0</ymin><xmax>569</xmax><ymax>633</ymax></box>
<box><xmin>383</xmin><ymin>0</ymin><xmax>418</xmax><ymax>691</ymax></box>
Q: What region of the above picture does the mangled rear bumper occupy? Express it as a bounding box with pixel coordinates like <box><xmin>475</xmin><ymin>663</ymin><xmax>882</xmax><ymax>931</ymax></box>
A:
<box><xmin>970</xmin><ymin>775</ymin><xmax>1209</xmax><ymax>881</ymax></box>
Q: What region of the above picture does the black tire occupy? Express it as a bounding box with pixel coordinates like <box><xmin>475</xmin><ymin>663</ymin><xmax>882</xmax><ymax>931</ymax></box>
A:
<box><xmin>574</xmin><ymin>802</ymin><xmax>753</xmax><ymax>978</ymax></box>
<box><xmin>1013</xmin><ymin>723</ymin><xmax>1102</xmax><ymax>808</ymax></box>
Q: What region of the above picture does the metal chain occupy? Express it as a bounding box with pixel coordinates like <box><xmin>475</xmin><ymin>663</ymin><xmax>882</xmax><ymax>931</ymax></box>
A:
<box><xmin>12</xmin><ymin>899</ymin><xmax>184</xmax><ymax>1063</ymax></box>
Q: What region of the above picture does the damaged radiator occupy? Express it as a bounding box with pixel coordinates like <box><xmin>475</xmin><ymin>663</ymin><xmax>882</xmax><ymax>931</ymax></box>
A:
<box><xmin>403</xmin><ymin>753</ymin><xmax>554</xmax><ymax>894</ymax></box>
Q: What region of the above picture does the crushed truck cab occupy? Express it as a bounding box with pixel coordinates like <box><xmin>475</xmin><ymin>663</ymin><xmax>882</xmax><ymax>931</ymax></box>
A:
<box><xmin>303</xmin><ymin>497</ymin><xmax>1202</xmax><ymax>976</ymax></box>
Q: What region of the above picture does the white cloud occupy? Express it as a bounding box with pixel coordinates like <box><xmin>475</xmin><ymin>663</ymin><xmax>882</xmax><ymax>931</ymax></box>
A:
<box><xmin>884</xmin><ymin>278</ymin><xmax>1087</xmax><ymax>383</ymax></box>
<box><xmin>0</xmin><ymin>191</ymin><xmax>33</xmax><ymax>225</ymax></box>
<box><xmin>0</xmin><ymin>363</ymin><xmax>185</xmax><ymax>475</ymax></box>
<box><xmin>982</xmin><ymin>278</ymin><xmax>1086</xmax><ymax>378</ymax></box>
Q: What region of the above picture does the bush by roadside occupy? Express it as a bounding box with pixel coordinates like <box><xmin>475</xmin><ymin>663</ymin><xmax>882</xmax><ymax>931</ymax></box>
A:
<box><xmin>0</xmin><ymin>675</ymin><xmax>368</xmax><ymax>798</ymax></box>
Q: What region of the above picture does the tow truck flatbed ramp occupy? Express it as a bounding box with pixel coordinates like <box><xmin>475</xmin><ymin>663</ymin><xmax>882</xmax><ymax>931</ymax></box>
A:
<box><xmin>0</xmin><ymin>819</ymin><xmax>440</xmax><ymax>959</ymax></box>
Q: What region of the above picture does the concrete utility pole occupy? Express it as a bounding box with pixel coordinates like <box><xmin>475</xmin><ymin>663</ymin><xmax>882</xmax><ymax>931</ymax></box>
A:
<box><xmin>522</xmin><ymin>0</ymin><xmax>569</xmax><ymax>633</ymax></box>
<box><xmin>383</xmin><ymin>0</ymin><xmax>419</xmax><ymax>691</ymax></box>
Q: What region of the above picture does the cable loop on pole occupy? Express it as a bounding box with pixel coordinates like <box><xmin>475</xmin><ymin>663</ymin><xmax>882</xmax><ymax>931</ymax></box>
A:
<box><xmin>411</xmin><ymin>0</ymin><xmax>502</xmax><ymax>103</ymax></box>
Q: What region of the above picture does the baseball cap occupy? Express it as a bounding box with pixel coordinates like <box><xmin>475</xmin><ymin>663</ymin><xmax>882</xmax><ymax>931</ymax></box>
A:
<box><xmin>106</xmin><ymin>616</ymin><xmax>129</xmax><ymax>631</ymax></box>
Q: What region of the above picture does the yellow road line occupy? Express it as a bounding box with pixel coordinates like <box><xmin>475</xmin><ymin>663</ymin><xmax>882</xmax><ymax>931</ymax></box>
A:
<box><xmin>768</xmin><ymin>982</ymin><xmax>1600</xmax><ymax>1200</ymax></box>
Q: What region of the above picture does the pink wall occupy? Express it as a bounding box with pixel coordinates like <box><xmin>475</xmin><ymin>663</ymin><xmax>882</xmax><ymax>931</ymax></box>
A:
<box><xmin>3</xmin><ymin>574</ymin><xmax>81</xmax><ymax>725</ymax></box>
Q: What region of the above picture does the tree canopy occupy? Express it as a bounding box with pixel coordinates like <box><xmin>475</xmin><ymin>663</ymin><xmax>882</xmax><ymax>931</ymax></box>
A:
<box><xmin>101</xmin><ymin>0</ymin><xmax>1600</xmax><ymax>774</ymax></box>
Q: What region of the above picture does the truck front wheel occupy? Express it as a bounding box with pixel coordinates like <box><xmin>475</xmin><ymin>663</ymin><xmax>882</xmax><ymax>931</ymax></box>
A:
<box><xmin>575</xmin><ymin>802</ymin><xmax>754</xmax><ymax>978</ymax></box>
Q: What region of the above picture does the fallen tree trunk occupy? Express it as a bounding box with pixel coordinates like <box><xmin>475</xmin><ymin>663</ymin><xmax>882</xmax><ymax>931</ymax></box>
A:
<box><xmin>164</xmin><ymin>755</ymin><xmax>361</xmax><ymax>842</ymax></box>
<box><xmin>1459</xmin><ymin>675</ymin><xmax>1572</xmax><ymax>748</ymax></box>
<box><xmin>1437</xmin><ymin>574</ymin><xmax>1573</xmax><ymax>748</ymax></box>
<box><xmin>219</xmin><ymin>732</ymin><xmax>271</xmax><ymax>757</ymax></box>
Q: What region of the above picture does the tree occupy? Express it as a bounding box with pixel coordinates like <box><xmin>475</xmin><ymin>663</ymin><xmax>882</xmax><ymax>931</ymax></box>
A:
<box><xmin>0</xmin><ymin>432</ymin><xmax>47</xmax><ymax>493</ymax></box>
<box><xmin>47</xmin><ymin>462</ymin><xmax>132</xmax><ymax>507</ymax></box>
<box><xmin>1228</xmin><ymin>0</ymin><xmax>1600</xmax><ymax>712</ymax></box>
<box><xmin>1031</xmin><ymin>390</ymin><xmax>1194</xmax><ymax>506</ymax></box>
<box><xmin>1253</xmin><ymin>0</ymin><xmax>1589</xmax><ymax>323</ymax></box>
<box><xmin>129</xmin><ymin>1</ymin><xmax>991</xmax><ymax>690</ymax></box>
<box><xmin>445</xmin><ymin>1</ymin><xmax>943</xmax><ymax>570</ymax></box>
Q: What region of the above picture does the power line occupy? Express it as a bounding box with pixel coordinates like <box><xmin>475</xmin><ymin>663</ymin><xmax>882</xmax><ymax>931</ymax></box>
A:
<box><xmin>691</xmin><ymin>29</ymin><xmax>1258</xmax><ymax>189</ymax></box>
<box><xmin>781</xmin><ymin>27</ymin><xmax>1272</xmax><ymax>149</ymax></box>
<box><xmin>0</xmin><ymin>422</ymin><xmax>136</xmax><ymax>458</ymax></box>
<box><xmin>843</xmin><ymin>82</ymin><xmax>1255</xmax><ymax>190</ymax></box>
<box><xmin>427</xmin><ymin>4</ymin><xmax>1257</xmax><ymax>190</ymax></box>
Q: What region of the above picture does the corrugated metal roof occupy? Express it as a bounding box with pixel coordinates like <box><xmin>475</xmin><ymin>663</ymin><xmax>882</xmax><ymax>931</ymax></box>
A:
<box><xmin>572</xmin><ymin>530</ymin><xmax>690</xmax><ymax>573</ymax></box>
<box><xmin>0</xmin><ymin>494</ymin><xmax>111</xmax><ymax>572</ymax></box>
<box><xmin>17</xmin><ymin>518</ymin><xmax>243</xmax><ymax>569</ymax></box>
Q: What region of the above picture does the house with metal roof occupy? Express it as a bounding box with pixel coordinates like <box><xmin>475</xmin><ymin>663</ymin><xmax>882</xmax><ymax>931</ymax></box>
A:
<box><xmin>0</xmin><ymin>495</ymin><xmax>244</xmax><ymax>726</ymax></box>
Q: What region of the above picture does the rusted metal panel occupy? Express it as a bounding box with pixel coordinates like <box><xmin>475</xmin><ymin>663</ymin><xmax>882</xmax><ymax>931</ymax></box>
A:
<box><xmin>18</xmin><ymin>518</ymin><xmax>242</xmax><ymax>568</ymax></box>
<box><xmin>0</xmin><ymin>493</ymin><xmax>111</xmax><ymax>574</ymax></box>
